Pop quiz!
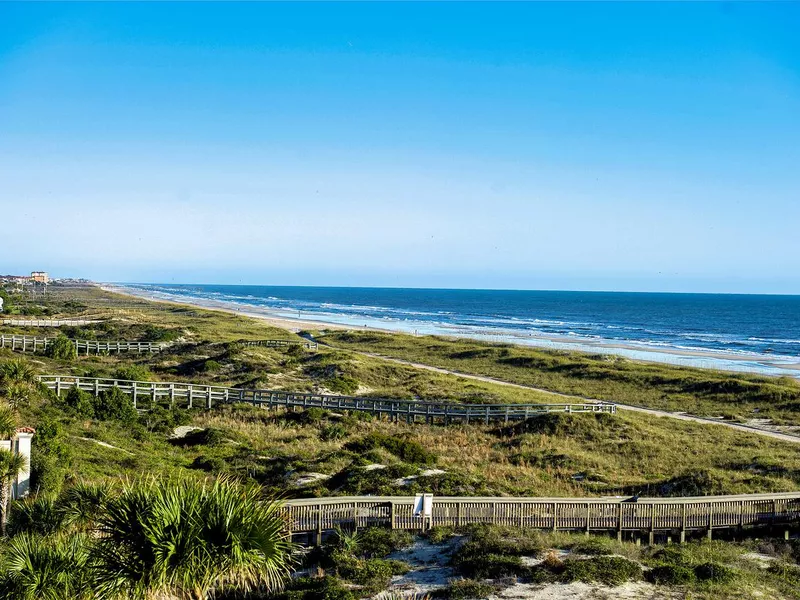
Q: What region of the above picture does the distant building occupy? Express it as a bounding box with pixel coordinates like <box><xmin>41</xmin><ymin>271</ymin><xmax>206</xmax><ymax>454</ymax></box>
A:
<box><xmin>30</xmin><ymin>271</ymin><xmax>49</xmax><ymax>284</ymax></box>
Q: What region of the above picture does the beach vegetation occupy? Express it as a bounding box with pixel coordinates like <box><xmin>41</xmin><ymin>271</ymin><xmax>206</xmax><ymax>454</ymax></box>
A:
<box><xmin>45</xmin><ymin>336</ymin><xmax>77</xmax><ymax>361</ymax></box>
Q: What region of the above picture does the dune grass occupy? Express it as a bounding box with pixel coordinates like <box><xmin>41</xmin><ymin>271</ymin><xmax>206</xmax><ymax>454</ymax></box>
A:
<box><xmin>320</xmin><ymin>330</ymin><xmax>800</xmax><ymax>423</ymax></box>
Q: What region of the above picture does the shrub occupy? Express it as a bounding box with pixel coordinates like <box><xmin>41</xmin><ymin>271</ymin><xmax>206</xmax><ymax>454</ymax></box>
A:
<box><xmin>325</xmin><ymin>375</ymin><xmax>360</xmax><ymax>395</ymax></box>
<box><xmin>93</xmin><ymin>386</ymin><xmax>138</xmax><ymax>422</ymax></box>
<box><xmin>190</xmin><ymin>455</ymin><xmax>228</xmax><ymax>473</ymax></box>
<box><xmin>435</xmin><ymin>579</ymin><xmax>495</xmax><ymax>599</ymax></box>
<box><xmin>358</xmin><ymin>527</ymin><xmax>414</xmax><ymax>558</ymax></box>
<box><xmin>171</xmin><ymin>427</ymin><xmax>226</xmax><ymax>447</ymax></box>
<box><xmin>320</xmin><ymin>423</ymin><xmax>349</xmax><ymax>441</ymax></box>
<box><xmin>427</xmin><ymin>526</ymin><xmax>456</xmax><ymax>544</ymax></box>
<box><xmin>276</xmin><ymin>576</ymin><xmax>355</xmax><ymax>600</ymax></box>
<box><xmin>8</xmin><ymin>495</ymin><xmax>67</xmax><ymax>536</ymax></box>
<box><xmin>460</xmin><ymin>553</ymin><xmax>526</xmax><ymax>580</ymax></box>
<box><xmin>46</xmin><ymin>335</ymin><xmax>77</xmax><ymax>360</ymax></box>
<box><xmin>694</xmin><ymin>562</ymin><xmax>734</xmax><ymax>583</ymax></box>
<box><xmin>326</xmin><ymin>463</ymin><xmax>417</xmax><ymax>495</ymax></box>
<box><xmin>203</xmin><ymin>359</ymin><xmax>221</xmax><ymax>372</ymax></box>
<box><xmin>139</xmin><ymin>405</ymin><xmax>191</xmax><ymax>433</ymax></box>
<box><xmin>569</xmin><ymin>536</ymin><xmax>619</xmax><ymax>556</ymax></box>
<box><xmin>113</xmin><ymin>365</ymin><xmax>152</xmax><ymax>382</ymax></box>
<box><xmin>453</xmin><ymin>525</ymin><xmax>543</xmax><ymax>561</ymax></box>
<box><xmin>142</xmin><ymin>325</ymin><xmax>180</xmax><ymax>343</ymax></box>
<box><xmin>61</xmin><ymin>385</ymin><xmax>95</xmax><ymax>418</ymax></box>
<box><xmin>346</xmin><ymin>433</ymin><xmax>436</xmax><ymax>465</ymax></box>
<box><xmin>343</xmin><ymin>557</ymin><xmax>395</xmax><ymax>591</ymax></box>
<box><xmin>558</xmin><ymin>556</ymin><xmax>642</xmax><ymax>586</ymax></box>
<box><xmin>647</xmin><ymin>564</ymin><xmax>696</xmax><ymax>585</ymax></box>
<box><xmin>30</xmin><ymin>415</ymin><xmax>71</xmax><ymax>495</ymax></box>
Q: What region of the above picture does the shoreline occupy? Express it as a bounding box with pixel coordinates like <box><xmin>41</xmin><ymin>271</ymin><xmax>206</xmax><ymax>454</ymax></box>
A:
<box><xmin>102</xmin><ymin>284</ymin><xmax>800</xmax><ymax>378</ymax></box>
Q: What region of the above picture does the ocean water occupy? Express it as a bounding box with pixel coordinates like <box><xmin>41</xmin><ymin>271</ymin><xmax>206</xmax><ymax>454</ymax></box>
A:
<box><xmin>121</xmin><ymin>284</ymin><xmax>800</xmax><ymax>377</ymax></box>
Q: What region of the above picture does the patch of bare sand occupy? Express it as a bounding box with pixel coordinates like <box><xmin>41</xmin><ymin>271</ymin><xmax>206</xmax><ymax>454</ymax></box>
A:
<box><xmin>386</xmin><ymin>538</ymin><xmax>460</xmax><ymax>594</ymax></box>
<box><xmin>491</xmin><ymin>581</ymin><xmax>677</xmax><ymax>600</ymax></box>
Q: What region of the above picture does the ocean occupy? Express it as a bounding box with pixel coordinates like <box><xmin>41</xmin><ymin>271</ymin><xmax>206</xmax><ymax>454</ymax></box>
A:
<box><xmin>120</xmin><ymin>284</ymin><xmax>800</xmax><ymax>378</ymax></box>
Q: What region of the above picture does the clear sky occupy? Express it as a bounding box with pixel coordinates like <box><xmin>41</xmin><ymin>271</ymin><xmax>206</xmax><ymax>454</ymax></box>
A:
<box><xmin>1</xmin><ymin>2</ymin><xmax>799</xmax><ymax>293</ymax></box>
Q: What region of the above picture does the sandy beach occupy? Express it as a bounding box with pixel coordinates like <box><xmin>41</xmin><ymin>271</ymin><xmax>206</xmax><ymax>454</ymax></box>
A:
<box><xmin>102</xmin><ymin>284</ymin><xmax>800</xmax><ymax>378</ymax></box>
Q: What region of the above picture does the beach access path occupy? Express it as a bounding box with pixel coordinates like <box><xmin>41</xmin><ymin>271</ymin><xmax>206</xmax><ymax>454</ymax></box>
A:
<box><xmin>326</xmin><ymin>344</ymin><xmax>800</xmax><ymax>445</ymax></box>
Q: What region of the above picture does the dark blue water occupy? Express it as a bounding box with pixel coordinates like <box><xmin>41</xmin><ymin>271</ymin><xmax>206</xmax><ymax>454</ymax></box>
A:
<box><xmin>122</xmin><ymin>284</ymin><xmax>800</xmax><ymax>376</ymax></box>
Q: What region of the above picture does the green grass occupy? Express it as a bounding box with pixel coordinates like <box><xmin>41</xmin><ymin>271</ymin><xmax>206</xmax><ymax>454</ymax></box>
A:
<box><xmin>6</xmin><ymin>285</ymin><xmax>800</xmax><ymax>499</ymax></box>
<box><xmin>7</xmin><ymin>287</ymin><xmax>800</xmax><ymax>598</ymax></box>
<box><xmin>320</xmin><ymin>329</ymin><xmax>800</xmax><ymax>423</ymax></box>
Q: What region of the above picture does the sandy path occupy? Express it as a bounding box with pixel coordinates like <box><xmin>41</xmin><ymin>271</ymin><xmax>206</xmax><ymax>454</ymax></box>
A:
<box><xmin>342</xmin><ymin>348</ymin><xmax>800</xmax><ymax>445</ymax></box>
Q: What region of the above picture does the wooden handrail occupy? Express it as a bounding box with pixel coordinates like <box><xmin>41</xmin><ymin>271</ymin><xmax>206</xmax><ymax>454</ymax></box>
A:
<box><xmin>37</xmin><ymin>375</ymin><xmax>616</xmax><ymax>424</ymax></box>
<box><xmin>0</xmin><ymin>334</ymin><xmax>316</xmax><ymax>355</ymax></box>
<box><xmin>0</xmin><ymin>334</ymin><xmax>170</xmax><ymax>355</ymax></box>
<box><xmin>282</xmin><ymin>493</ymin><xmax>800</xmax><ymax>542</ymax></box>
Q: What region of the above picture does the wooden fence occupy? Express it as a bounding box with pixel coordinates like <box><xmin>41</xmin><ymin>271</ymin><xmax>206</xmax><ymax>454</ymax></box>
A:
<box><xmin>38</xmin><ymin>375</ymin><xmax>616</xmax><ymax>424</ymax></box>
<box><xmin>284</xmin><ymin>492</ymin><xmax>800</xmax><ymax>545</ymax></box>
<box><xmin>0</xmin><ymin>334</ymin><xmax>170</xmax><ymax>355</ymax></box>
<box><xmin>235</xmin><ymin>339</ymin><xmax>318</xmax><ymax>350</ymax></box>
<box><xmin>1</xmin><ymin>334</ymin><xmax>316</xmax><ymax>355</ymax></box>
<box><xmin>1</xmin><ymin>318</ymin><xmax>101</xmax><ymax>327</ymax></box>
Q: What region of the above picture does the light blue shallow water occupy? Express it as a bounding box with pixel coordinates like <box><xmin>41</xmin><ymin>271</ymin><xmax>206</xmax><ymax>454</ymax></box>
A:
<box><xmin>121</xmin><ymin>284</ymin><xmax>800</xmax><ymax>378</ymax></box>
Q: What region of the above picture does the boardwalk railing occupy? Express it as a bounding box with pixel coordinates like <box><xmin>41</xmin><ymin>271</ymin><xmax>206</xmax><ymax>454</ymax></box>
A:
<box><xmin>38</xmin><ymin>375</ymin><xmax>616</xmax><ymax>424</ymax></box>
<box><xmin>1</xmin><ymin>334</ymin><xmax>316</xmax><ymax>355</ymax></box>
<box><xmin>285</xmin><ymin>492</ymin><xmax>800</xmax><ymax>544</ymax></box>
<box><xmin>0</xmin><ymin>334</ymin><xmax>170</xmax><ymax>355</ymax></box>
<box><xmin>1</xmin><ymin>318</ymin><xmax>101</xmax><ymax>327</ymax></box>
<box><xmin>235</xmin><ymin>339</ymin><xmax>318</xmax><ymax>350</ymax></box>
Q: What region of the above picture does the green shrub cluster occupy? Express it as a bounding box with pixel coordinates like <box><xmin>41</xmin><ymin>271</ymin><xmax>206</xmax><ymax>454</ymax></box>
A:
<box><xmin>433</xmin><ymin>579</ymin><xmax>495</xmax><ymax>600</ymax></box>
<box><xmin>171</xmin><ymin>427</ymin><xmax>226</xmax><ymax>447</ymax></box>
<box><xmin>558</xmin><ymin>556</ymin><xmax>642</xmax><ymax>586</ymax></box>
<box><xmin>274</xmin><ymin>576</ymin><xmax>354</xmax><ymax>600</ymax></box>
<box><xmin>308</xmin><ymin>528</ymin><xmax>413</xmax><ymax>594</ymax></box>
<box><xmin>324</xmin><ymin>375</ymin><xmax>360</xmax><ymax>395</ymax></box>
<box><xmin>451</xmin><ymin>525</ymin><xmax>542</xmax><ymax>579</ymax></box>
<box><xmin>30</xmin><ymin>415</ymin><xmax>72</xmax><ymax>495</ymax></box>
<box><xmin>93</xmin><ymin>387</ymin><xmax>138</xmax><ymax>422</ymax></box>
<box><xmin>326</xmin><ymin>462</ymin><xmax>417</xmax><ymax>495</ymax></box>
<box><xmin>45</xmin><ymin>335</ymin><xmax>77</xmax><ymax>360</ymax></box>
<box><xmin>346</xmin><ymin>433</ymin><xmax>436</xmax><ymax>465</ymax></box>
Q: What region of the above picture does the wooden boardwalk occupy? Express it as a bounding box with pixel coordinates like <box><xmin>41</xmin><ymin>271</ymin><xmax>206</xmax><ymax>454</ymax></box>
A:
<box><xmin>0</xmin><ymin>334</ymin><xmax>170</xmax><ymax>355</ymax></box>
<box><xmin>1</xmin><ymin>318</ymin><xmax>101</xmax><ymax>327</ymax></box>
<box><xmin>285</xmin><ymin>492</ymin><xmax>800</xmax><ymax>545</ymax></box>
<box><xmin>235</xmin><ymin>339</ymin><xmax>318</xmax><ymax>350</ymax></box>
<box><xmin>38</xmin><ymin>375</ymin><xmax>616</xmax><ymax>424</ymax></box>
<box><xmin>0</xmin><ymin>334</ymin><xmax>315</xmax><ymax>356</ymax></box>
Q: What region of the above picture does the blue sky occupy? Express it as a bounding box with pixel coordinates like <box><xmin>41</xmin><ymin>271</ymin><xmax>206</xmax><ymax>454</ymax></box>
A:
<box><xmin>1</xmin><ymin>2</ymin><xmax>799</xmax><ymax>293</ymax></box>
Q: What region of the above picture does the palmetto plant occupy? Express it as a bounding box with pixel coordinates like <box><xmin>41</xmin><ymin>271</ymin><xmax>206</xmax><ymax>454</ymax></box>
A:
<box><xmin>0</xmin><ymin>360</ymin><xmax>40</xmax><ymax>409</ymax></box>
<box><xmin>60</xmin><ymin>480</ymin><xmax>113</xmax><ymax>530</ymax></box>
<box><xmin>8</xmin><ymin>495</ymin><xmax>67</xmax><ymax>537</ymax></box>
<box><xmin>0</xmin><ymin>404</ymin><xmax>16</xmax><ymax>440</ymax></box>
<box><xmin>91</xmin><ymin>477</ymin><xmax>295</xmax><ymax>600</ymax></box>
<box><xmin>0</xmin><ymin>532</ymin><xmax>92</xmax><ymax>600</ymax></box>
<box><xmin>0</xmin><ymin>360</ymin><xmax>36</xmax><ymax>385</ymax></box>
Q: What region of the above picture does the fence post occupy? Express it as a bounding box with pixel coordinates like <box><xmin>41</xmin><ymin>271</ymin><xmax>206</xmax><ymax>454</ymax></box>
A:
<box><xmin>55</xmin><ymin>377</ymin><xmax>62</xmax><ymax>397</ymax></box>
<box><xmin>132</xmin><ymin>382</ymin><xmax>137</xmax><ymax>410</ymax></box>
<box><xmin>707</xmin><ymin>502</ymin><xmax>713</xmax><ymax>540</ymax></box>
<box><xmin>681</xmin><ymin>504</ymin><xmax>687</xmax><ymax>544</ymax></box>
<box><xmin>586</xmin><ymin>502</ymin><xmax>591</xmax><ymax>536</ymax></box>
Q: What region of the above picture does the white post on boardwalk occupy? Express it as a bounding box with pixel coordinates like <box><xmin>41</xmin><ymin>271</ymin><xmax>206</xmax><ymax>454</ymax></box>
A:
<box><xmin>0</xmin><ymin>427</ymin><xmax>35</xmax><ymax>500</ymax></box>
<box><xmin>413</xmin><ymin>493</ymin><xmax>434</xmax><ymax>531</ymax></box>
